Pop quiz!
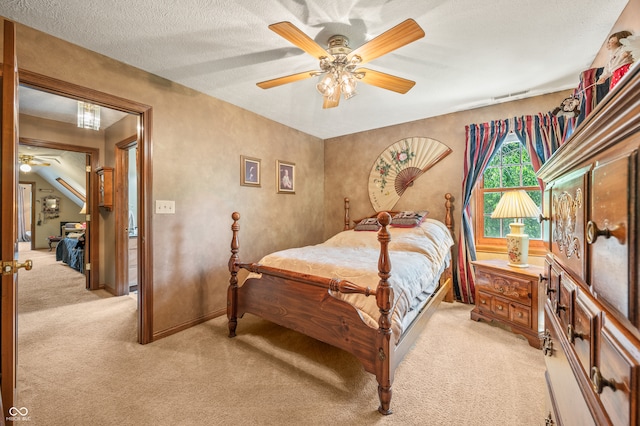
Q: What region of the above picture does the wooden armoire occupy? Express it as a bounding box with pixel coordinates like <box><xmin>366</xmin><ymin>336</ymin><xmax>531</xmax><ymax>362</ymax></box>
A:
<box><xmin>537</xmin><ymin>64</ymin><xmax>640</xmax><ymax>425</ymax></box>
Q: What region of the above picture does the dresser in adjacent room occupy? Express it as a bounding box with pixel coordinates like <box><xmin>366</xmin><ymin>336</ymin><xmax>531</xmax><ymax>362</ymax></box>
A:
<box><xmin>536</xmin><ymin>65</ymin><xmax>640</xmax><ymax>425</ymax></box>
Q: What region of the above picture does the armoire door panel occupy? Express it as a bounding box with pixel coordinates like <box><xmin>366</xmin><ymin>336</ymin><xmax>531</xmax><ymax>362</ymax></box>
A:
<box><xmin>589</xmin><ymin>152</ymin><xmax>636</xmax><ymax>322</ymax></box>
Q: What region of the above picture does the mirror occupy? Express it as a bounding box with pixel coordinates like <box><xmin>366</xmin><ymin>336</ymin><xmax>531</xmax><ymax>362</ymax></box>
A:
<box><xmin>42</xmin><ymin>195</ymin><xmax>60</xmax><ymax>219</ymax></box>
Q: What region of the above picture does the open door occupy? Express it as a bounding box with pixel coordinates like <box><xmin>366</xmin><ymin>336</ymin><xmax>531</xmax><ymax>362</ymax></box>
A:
<box><xmin>1</xmin><ymin>20</ymin><xmax>32</xmax><ymax>421</ymax></box>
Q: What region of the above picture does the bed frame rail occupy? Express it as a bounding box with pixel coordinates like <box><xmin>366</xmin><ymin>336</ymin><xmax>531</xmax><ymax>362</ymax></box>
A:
<box><xmin>238</xmin><ymin>262</ymin><xmax>376</xmax><ymax>296</ymax></box>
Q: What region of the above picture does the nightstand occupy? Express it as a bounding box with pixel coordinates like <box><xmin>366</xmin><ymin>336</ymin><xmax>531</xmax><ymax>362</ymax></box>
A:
<box><xmin>470</xmin><ymin>259</ymin><xmax>544</xmax><ymax>348</ymax></box>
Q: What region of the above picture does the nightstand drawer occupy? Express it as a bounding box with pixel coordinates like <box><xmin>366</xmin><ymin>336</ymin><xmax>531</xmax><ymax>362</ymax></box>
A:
<box><xmin>491</xmin><ymin>297</ymin><xmax>510</xmax><ymax>320</ymax></box>
<box><xmin>476</xmin><ymin>291</ymin><xmax>493</xmax><ymax>313</ymax></box>
<box><xmin>510</xmin><ymin>303</ymin><xmax>531</xmax><ymax>328</ymax></box>
<box><xmin>475</xmin><ymin>269</ymin><xmax>532</xmax><ymax>306</ymax></box>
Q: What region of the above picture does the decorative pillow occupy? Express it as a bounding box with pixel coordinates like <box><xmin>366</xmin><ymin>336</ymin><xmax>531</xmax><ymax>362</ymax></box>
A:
<box><xmin>354</xmin><ymin>217</ymin><xmax>382</xmax><ymax>231</ymax></box>
<box><xmin>390</xmin><ymin>210</ymin><xmax>429</xmax><ymax>228</ymax></box>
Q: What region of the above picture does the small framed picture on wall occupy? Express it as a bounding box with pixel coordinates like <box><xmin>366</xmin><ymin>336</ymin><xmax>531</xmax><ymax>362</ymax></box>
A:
<box><xmin>277</xmin><ymin>160</ymin><xmax>295</xmax><ymax>194</ymax></box>
<box><xmin>240</xmin><ymin>156</ymin><xmax>261</xmax><ymax>187</ymax></box>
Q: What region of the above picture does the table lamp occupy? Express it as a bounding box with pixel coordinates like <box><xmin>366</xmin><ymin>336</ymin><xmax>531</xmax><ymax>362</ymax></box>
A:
<box><xmin>490</xmin><ymin>190</ymin><xmax>540</xmax><ymax>268</ymax></box>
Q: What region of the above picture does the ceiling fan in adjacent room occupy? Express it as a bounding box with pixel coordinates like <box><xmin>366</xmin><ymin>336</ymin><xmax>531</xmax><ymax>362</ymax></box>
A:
<box><xmin>257</xmin><ymin>19</ymin><xmax>425</xmax><ymax>108</ymax></box>
<box><xmin>19</xmin><ymin>154</ymin><xmax>51</xmax><ymax>172</ymax></box>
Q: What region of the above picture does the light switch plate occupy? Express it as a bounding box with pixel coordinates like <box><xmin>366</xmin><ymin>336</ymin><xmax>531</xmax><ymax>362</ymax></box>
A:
<box><xmin>155</xmin><ymin>200</ymin><xmax>175</xmax><ymax>214</ymax></box>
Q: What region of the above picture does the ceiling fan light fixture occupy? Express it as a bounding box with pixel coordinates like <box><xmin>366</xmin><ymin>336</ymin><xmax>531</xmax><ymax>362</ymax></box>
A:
<box><xmin>340</xmin><ymin>73</ymin><xmax>357</xmax><ymax>100</ymax></box>
<box><xmin>259</xmin><ymin>19</ymin><xmax>424</xmax><ymax>108</ymax></box>
<box><xmin>316</xmin><ymin>73</ymin><xmax>337</xmax><ymax>97</ymax></box>
<box><xmin>77</xmin><ymin>101</ymin><xmax>101</xmax><ymax>131</ymax></box>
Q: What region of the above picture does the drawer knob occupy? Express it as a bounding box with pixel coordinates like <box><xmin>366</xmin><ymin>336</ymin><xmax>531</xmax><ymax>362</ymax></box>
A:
<box><xmin>545</xmin><ymin>282</ymin><xmax>556</xmax><ymax>296</ymax></box>
<box><xmin>553</xmin><ymin>299</ymin><xmax>566</xmax><ymax>315</ymax></box>
<box><xmin>497</xmin><ymin>305</ymin><xmax>503</xmax><ymax>310</ymax></box>
<box><xmin>586</xmin><ymin>220</ymin><xmax>624</xmax><ymax>244</ymax></box>
<box><xmin>567</xmin><ymin>324</ymin><xmax>584</xmax><ymax>343</ymax></box>
<box><xmin>542</xmin><ymin>330</ymin><xmax>553</xmax><ymax>356</ymax></box>
<box><xmin>539</xmin><ymin>273</ymin><xmax>548</xmax><ymax>283</ymax></box>
<box><xmin>590</xmin><ymin>366</ymin><xmax>617</xmax><ymax>394</ymax></box>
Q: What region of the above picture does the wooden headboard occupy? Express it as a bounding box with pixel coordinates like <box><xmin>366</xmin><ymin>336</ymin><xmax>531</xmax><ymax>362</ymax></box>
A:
<box><xmin>343</xmin><ymin>193</ymin><xmax>454</xmax><ymax>236</ymax></box>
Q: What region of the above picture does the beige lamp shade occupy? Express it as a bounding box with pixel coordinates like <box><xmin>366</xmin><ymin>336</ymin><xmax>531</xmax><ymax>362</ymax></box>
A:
<box><xmin>491</xmin><ymin>190</ymin><xmax>540</xmax><ymax>268</ymax></box>
<box><xmin>490</xmin><ymin>190</ymin><xmax>540</xmax><ymax>219</ymax></box>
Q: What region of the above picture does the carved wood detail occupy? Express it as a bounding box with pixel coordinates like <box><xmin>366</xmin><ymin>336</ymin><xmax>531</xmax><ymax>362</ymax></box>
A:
<box><xmin>553</xmin><ymin>189</ymin><xmax>582</xmax><ymax>259</ymax></box>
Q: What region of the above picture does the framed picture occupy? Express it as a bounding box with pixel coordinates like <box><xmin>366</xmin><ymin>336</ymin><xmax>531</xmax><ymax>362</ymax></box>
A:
<box><xmin>240</xmin><ymin>156</ymin><xmax>261</xmax><ymax>187</ymax></box>
<box><xmin>277</xmin><ymin>160</ymin><xmax>295</xmax><ymax>194</ymax></box>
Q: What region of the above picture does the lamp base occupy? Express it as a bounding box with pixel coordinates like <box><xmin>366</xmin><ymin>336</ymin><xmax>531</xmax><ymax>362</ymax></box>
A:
<box><xmin>506</xmin><ymin>222</ymin><xmax>529</xmax><ymax>268</ymax></box>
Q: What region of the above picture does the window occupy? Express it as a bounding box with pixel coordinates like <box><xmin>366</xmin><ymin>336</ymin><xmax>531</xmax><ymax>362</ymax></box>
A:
<box><xmin>475</xmin><ymin>134</ymin><xmax>544</xmax><ymax>253</ymax></box>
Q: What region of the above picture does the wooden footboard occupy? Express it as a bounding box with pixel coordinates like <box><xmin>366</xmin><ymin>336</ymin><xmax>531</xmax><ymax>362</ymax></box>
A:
<box><xmin>227</xmin><ymin>194</ymin><xmax>454</xmax><ymax>415</ymax></box>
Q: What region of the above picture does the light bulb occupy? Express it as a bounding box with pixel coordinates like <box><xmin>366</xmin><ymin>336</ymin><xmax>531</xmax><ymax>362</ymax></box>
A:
<box><xmin>316</xmin><ymin>73</ymin><xmax>337</xmax><ymax>97</ymax></box>
<box><xmin>20</xmin><ymin>163</ymin><xmax>31</xmax><ymax>172</ymax></box>
<box><xmin>341</xmin><ymin>73</ymin><xmax>357</xmax><ymax>100</ymax></box>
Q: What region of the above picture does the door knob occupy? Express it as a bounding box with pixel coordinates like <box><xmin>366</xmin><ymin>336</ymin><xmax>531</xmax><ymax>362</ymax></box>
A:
<box><xmin>16</xmin><ymin>260</ymin><xmax>33</xmax><ymax>271</ymax></box>
<box><xmin>2</xmin><ymin>259</ymin><xmax>33</xmax><ymax>275</ymax></box>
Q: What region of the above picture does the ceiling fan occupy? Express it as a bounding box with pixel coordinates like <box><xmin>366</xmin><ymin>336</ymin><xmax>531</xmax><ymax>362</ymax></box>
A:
<box><xmin>257</xmin><ymin>19</ymin><xmax>425</xmax><ymax>109</ymax></box>
<box><xmin>19</xmin><ymin>154</ymin><xmax>51</xmax><ymax>172</ymax></box>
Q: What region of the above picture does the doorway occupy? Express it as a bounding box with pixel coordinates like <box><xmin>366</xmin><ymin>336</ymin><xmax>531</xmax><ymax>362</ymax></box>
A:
<box><xmin>115</xmin><ymin>137</ymin><xmax>139</xmax><ymax>295</ymax></box>
<box><xmin>18</xmin><ymin>140</ymin><xmax>96</xmax><ymax>289</ymax></box>
<box><xmin>18</xmin><ymin>69</ymin><xmax>153</xmax><ymax>344</ymax></box>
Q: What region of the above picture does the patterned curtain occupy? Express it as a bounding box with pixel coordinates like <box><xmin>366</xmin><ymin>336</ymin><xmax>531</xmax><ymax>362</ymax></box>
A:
<box><xmin>455</xmin><ymin>114</ymin><xmax>567</xmax><ymax>303</ymax></box>
<box><xmin>454</xmin><ymin>120</ymin><xmax>510</xmax><ymax>303</ymax></box>
<box><xmin>512</xmin><ymin>113</ymin><xmax>568</xmax><ymax>183</ymax></box>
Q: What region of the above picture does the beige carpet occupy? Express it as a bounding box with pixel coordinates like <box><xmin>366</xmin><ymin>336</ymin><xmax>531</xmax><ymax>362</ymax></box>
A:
<box><xmin>16</xmin><ymin>245</ymin><xmax>546</xmax><ymax>425</ymax></box>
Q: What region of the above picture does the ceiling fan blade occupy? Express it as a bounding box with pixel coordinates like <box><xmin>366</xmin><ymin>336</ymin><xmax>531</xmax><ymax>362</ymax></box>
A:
<box><xmin>323</xmin><ymin>87</ymin><xmax>341</xmax><ymax>109</ymax></box>
<box><xmin>348</xmin><ymin>19</ymin><xmax>424</xmax><ymax>65</ymax></box>
<box><xmin>269</xmin><ymin>21</ymin><xmax>334</xmax><ymax>61</ymax></box>
<box><xmin>357</xmin><ymin>68</ymin><xmax>416</xmax><ymax>94</ymax></box>
<box><xmin>257</xmin><ymin>70</ymin><xmax>317</xmax><ymax>89</ymax></box>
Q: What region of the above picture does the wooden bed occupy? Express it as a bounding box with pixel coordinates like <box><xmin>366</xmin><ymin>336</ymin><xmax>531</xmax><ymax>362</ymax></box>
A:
<box><xmin>227</xmin><ymin>194</ymin><xmax>455</xmax><ymax>414</ymax></box>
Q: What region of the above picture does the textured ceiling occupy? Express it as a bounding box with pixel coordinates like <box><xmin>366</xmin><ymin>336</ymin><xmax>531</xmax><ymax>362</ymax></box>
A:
<box><xmin>0</xmin><ymin>0</ymin><xmax>629</xmax><ymax>139</ymax></box>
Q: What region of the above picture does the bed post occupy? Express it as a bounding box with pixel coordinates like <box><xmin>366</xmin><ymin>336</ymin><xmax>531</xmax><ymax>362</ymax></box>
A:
<box><xmin>227</xmin><ymin>212</ymin><xmax>240</xmax><ymax>338</ymax></box>
<box><xmin>344</xmin><ymin>197</ymin><xmax>350</xmax><ymax>230</ymax></box>
<box><xmin>375</xmin><ymin>212</ymin><xmax>393</xmax><ymax>415</ymax></box>
<box><xmin>443</xmin><ymin>193</ymin><xmax>455</xmax><ymax>303</ymax></box>
<box><xmin>444</xmin><ymin>193</ymin><xmax>453</xmax><ymax>238</ymax></box>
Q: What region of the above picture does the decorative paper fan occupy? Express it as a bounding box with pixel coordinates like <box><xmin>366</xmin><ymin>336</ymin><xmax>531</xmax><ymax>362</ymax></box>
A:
<box><xmin>368</xmin><ymin>137</ymin><xmax>452</xmax><ymax>212</ymax></box>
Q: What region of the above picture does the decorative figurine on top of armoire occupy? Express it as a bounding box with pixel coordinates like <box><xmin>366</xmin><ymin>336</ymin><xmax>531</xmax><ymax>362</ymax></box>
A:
<box><xmin>597</xmin><ymin>30</ymin><xmax>634</xmax><ymax>89</ymax></box>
